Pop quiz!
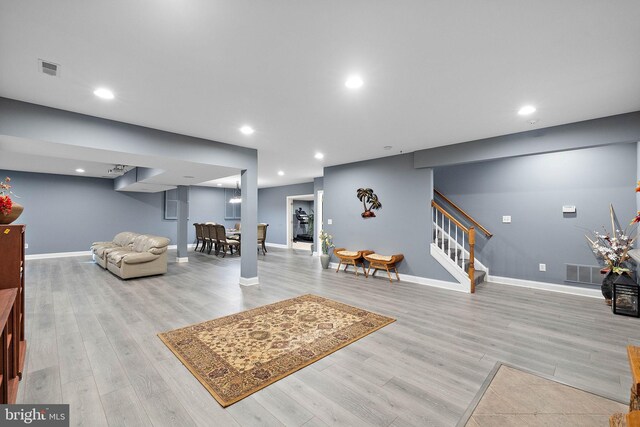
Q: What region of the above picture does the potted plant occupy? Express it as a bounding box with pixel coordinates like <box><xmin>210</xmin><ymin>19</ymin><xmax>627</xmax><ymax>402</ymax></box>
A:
<box><xmin>319</xmin><ymin>230</ymin><xmax>334</xmax><ymax>269</ymax></box>
<box><xmin>586</xmin><ymin>204</ymin><xmax>637</xmax><ymax>305</ymax></box>
<box><xmin>0</xmin><ymin>176</ymin><xmax>23</xmax><ymax>225</ymax></box>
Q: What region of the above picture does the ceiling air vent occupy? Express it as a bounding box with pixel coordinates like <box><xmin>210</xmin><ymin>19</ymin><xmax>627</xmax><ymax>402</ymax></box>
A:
<box><xmin>38</xmin><ymin>59</ymin><xmax>60</xmax><ymax>77</ymax></box>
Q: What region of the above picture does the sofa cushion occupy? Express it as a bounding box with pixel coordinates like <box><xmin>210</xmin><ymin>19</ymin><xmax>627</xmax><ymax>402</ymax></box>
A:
<box><xmin>122</xmin><ymin>252</ymin><xmax>159</xmax><ymax>265</ymax></box>
<box><xmin>113</xmin><ymin>231</ymin><xmax>139</xmax><ymax>247</ymax></box>
<box><xmin>132</xmin><ymin>235</ymin><xmax>170</xmax><ymax>254</ymax></box>
<box><xmin>107</xmin><ymin>249</ymin><xmax>134</xmax><ymax>267</ymax></box>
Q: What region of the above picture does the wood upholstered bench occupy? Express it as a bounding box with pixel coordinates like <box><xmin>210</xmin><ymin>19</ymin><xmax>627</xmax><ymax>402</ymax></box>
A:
<box><xmin>333</xmin><ymin>248</ymin><xmax>373</xmax><ymax>277</ymax></box>
<box><xmin>609</xmin><ymin>346</ymin><xmax>640</xmax><ymax>426</ymax></box>
<box><xmin>363</xmin><ymin>253</ymin><xmax>404</xmax><ymax>283</ymax></box>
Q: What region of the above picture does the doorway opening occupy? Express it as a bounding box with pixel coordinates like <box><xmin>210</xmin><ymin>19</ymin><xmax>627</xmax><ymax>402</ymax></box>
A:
<box><xmin>286</xmin><ymin>194</ymin><xmax>314</xmax><ymax>251</ymax></box>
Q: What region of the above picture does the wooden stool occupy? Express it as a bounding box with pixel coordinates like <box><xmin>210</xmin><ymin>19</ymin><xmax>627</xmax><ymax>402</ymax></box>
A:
<box><xmin>364</xmin><ymin>253</ymin><xmax>404</xmax><ymax>283</ymax></box>
<box><xmin>629</xmin><ymin>346</ymin><xmax>640</xmax><ymax>411</ymax></box>
<box><xmin>333</xmin><ymin>249</ymin><xmax>373</xmax><ymax>277</ymax></box>
<box><xmin>610</xmin><ymin>411</ymin><xmax>640</xmax><ymax>427</ymax></box>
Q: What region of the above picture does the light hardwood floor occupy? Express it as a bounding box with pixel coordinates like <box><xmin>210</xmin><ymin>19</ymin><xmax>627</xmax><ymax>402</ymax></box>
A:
<box><xmin>18</xmin><ymin>248</ymin><xmax>638</xmax><ymax>426</ymax></box>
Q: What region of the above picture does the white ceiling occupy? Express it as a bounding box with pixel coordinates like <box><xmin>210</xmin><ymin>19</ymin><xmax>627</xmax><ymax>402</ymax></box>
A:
<box><xmin>1</xmin><ymin>1</ymin><xmax>639</xmax><ymax>188</ymax></box>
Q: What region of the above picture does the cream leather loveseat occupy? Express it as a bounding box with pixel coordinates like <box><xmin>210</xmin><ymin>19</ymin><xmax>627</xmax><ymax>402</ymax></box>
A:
<box><xmin>91</xmin><ymin>232</ymin><xmax>140</xmax><ymax>268</ymax></box>
<box><xmin>106</xmin><ymin>234</ymin><xmax>170</xmax><ymax>279</ymax></box>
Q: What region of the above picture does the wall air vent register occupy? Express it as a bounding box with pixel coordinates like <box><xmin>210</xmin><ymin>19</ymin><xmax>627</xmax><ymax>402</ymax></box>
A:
<box><xmin>38</xmin><ymin>59</ymin><xmax>59</xmax><ymax>77</ymax></box>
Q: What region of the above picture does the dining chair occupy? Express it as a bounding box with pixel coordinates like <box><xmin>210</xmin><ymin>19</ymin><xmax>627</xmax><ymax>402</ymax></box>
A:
<box><xmin>193</xmin><ymin>223</ymin><xmax>204</xmax><ymax>251</ymax></box>
<box><xmin>258</xmin><ymin>223</ymin><xmax>269</xmax><ymax>255</ymax></box>
<box><xmin>215</xmin><ymin>224</ymin><xmax>240</xmax><ymax>257</ymax></box>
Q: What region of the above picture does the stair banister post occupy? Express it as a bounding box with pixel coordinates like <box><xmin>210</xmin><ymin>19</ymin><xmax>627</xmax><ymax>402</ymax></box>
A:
<box><xmin>469</xmin><ymin>227</ymin><xmax>476</xmax><ymax>293</ymax></box>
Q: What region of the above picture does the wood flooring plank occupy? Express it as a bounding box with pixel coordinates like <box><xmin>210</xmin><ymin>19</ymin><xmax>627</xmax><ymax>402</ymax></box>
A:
<box><xmin>22</xmin><ymin>366</ymin><xmax>62</xmax><ymax>404</ymax></box>
<box><xmin>101</xmin><ymin>386</ymin><xmax>153</xmax><ymax>427</ymax></box>
<box><xmin>61</xmin><ymin>375</ymin><xmax>109</xmax><ymax>427</ymax></box>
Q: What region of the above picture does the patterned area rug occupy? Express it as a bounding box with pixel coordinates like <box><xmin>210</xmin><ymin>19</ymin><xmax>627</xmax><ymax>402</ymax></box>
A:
<box><xmin>158</xmin><ymin>294</ymin><xmax>395</xmax><ymax>407</ymax></box>
<box><xmin>459</xmin><ymin>364</ymin><xmax>627</xmax><ymax>427</ymax></box>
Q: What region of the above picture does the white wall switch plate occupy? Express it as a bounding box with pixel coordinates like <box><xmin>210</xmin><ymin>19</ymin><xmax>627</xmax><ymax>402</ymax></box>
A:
<box><xmin>327</xmin><ymin>219</ymin><xmax>333</xmax><ymax>225</ymax></box>
<box><xmin>539</xmin><ymin>263</ymin><xmax>546</xmax><ymax>272</ymax></box>
<box><xmin>502</xmin><ymin>216</ymin><xmax>511</xmax><ymax>223</ymax></box>
<box><xmin>562</xmin><ymin>205</ymin><xmax>576</xmax><ymax>213</ymax></box>
<box><xmin>24</xmin><ymin>243</ymin><xmax>28</xmax><ymax>249</ymax></box>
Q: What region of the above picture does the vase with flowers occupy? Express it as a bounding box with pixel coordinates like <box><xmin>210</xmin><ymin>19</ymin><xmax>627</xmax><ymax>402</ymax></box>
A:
<box><xmin>0</xmin><ymin>176</ymin><xmax>22</xmax><ymax>225</ymax></box>
<box><xmin>586</xmin><ymin>203</ymin><xmax>637</xmax><ymax>305</ymax></box>
<box><xmin>319</xmin><ymin>230</ymin><xmax>334</xmax><ymax>269</ymax></box>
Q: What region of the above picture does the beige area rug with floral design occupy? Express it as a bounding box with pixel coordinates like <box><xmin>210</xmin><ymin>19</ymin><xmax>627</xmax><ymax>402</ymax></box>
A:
<box><xmin>158</xmin><ymin>294</ymin><xmax>395</xmax><ymax>407</ymax></box>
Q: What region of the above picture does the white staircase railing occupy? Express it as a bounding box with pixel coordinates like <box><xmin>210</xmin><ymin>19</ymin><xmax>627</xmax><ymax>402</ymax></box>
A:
<box><xmin>432</xmin><ymin>200</ymin><xmax>478</xmax><ymax>292</ymax></box>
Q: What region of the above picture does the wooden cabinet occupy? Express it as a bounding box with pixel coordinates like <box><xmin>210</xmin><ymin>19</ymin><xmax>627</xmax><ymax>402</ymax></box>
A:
<box><xmin>0</xmin><ymin>224</ymin><xmax>26</xmax><ymax>403</ymax></box>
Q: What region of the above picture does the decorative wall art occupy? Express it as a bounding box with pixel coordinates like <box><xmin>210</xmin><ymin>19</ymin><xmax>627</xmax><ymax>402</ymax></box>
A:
<box><xmin>356</xmin><ymin>188</ymin><xmax>382</xmax><ymax>218</ymax></box>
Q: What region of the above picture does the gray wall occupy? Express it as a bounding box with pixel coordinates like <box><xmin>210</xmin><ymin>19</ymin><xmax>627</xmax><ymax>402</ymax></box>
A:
<box><xmin>2</xmin><ymin>170</ymin><xmax>176</xmax><ymax>254</ymax></box>
<box><xmin>258</xmin><ymin>182</ymin><xmax>314</xmax><ymax>245</ymax></box>
<box><xmin>434</xmin><ymin>143</ymin><xmax>637</xmax><ymax>286</ymax></box>
<box><xmin>414</xmin><ymin>111</ymin><xmax>640</xmax><ymax>168</ymax></box>
<box><xmin>323</xmin><ymin>153</ymin><xmax>455</xmax><ymax>281</ymax></box>
<box><xmin>1</xmin><ymin>169</ymin><xmax>237</xmax><ymax>254</ymax></box>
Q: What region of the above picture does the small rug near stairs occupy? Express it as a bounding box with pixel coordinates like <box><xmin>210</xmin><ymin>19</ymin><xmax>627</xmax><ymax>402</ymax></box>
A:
<box><xmin>158</xmin><ymin>294</ymin><xmax>395</xmax><ymax>407</ymax></box>
<box><xmin>459</xmin><ymin>364</ymin><xmax>627</xmax><ymax>427</ymax></box>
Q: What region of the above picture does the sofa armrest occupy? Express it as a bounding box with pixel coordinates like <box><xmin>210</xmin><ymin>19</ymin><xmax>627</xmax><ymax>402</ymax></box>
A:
<box><xmin>92</xmin><ymin>241</ymin><xmax>114</xmax><ymax>246</ymax></box>
<box><xmin>122</xmin><ymin>252</ymin><xmax>159</xmax><ymax>265</ymax></box>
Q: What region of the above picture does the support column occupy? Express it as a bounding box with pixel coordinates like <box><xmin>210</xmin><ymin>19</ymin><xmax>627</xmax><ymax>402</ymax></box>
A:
<box><xmin>240</xmin><ymin>166</ymin><xmax>259</xmax><ymax>286</ymax></box>
<box><xmin>176</xmin><ymin>185</ymin><xmax>189</xmax><ymax>263</ymax></box>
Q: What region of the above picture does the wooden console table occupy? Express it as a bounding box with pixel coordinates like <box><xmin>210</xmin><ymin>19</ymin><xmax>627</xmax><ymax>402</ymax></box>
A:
<box><xmin>0</xmin><ymin>288</ymin><xmax>17</xmax><ymax>403</ymax></box>
<box><xmin>0</xmin><ymin>224</ymin><xmax>27</xmax><ymax>402</ymax></box>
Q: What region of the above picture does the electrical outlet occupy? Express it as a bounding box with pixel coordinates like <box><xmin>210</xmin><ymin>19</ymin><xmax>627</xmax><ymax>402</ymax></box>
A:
<box><xmin>327</xmin><ymin>219</ymin><xmax>333</xmax><ymax>225</ymax></box>
<box><xmin>539</xmin><ymin>263</ymin><xmax>546</xmax><ymax>272</ymax></box>
<box><xmin>502</xmin><ymin>216</ymin><xmax>511</xmax><ymax>224</ymax></box>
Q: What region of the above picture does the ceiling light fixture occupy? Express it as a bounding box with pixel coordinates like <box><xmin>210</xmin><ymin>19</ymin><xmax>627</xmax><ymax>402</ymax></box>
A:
<box><xmin>345</xmin><ymin>75</ymin><xmax>364</xmax><ymax>89</ymax></box>
<box><xmin>183</xmin><ymin>175</ymin><xmax>195</xmax><ymax>179</ymax></box>
<box><xmin>383</xmin><ymin>146</ymin><xmax>392</xmax><ymax>150</ymax></box>
<box><xmin>217</xmin><ymin>183</ymin><xmax>222</xmax><ymax>186</ymax></box>
<box><xmin>518</xmin><ymin>105</ymin><xmax>536</xmax><ymax>115</ymax></box>
<box><xmin>239</xmin><ymin>125</ymin><xmax>255</xmax><ymax>135</ymax></box>
<box><xmin>229</xmin><ymin>181</ymin><xmax>242</xmax><ymax>204</ymax></box>
<box><xmin>94</xmin><ymin>88</ymin><xmax>115</xmax><ymax>100</ymax></box>
<box><xmin>314</xmin><ymin>152</ymin><xmax>324</xmax><ymax>160</ymax></box>
<box><xmin>278</xmin><ymin>170</ymin><xmax>285</xmax><ymax>176</ymax></box>
<box><xmin>75</xmin><ymin>168</ymin><xmax>85</xmax><ymax>173</ymax></box>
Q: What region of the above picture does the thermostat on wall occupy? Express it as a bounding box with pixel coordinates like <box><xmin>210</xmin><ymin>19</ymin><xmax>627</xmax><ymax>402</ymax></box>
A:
<box><xmin>562</xmin><ymin>205</ymin><xmax>576</xmax><ymax>213</ymax></box>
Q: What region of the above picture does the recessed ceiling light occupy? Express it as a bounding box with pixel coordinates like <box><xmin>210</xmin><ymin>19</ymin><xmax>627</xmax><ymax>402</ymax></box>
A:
<box><xmin>93</xmin><ymin>88</ymin><xmax>114</xmax><ymax>100</ymax></box>
<box><xmin>278</xmin><ymin>170</ymin><xmax>285</xmax><ymax>176</ymax></box>
<box><xmin>314</xmin><ymin>152</ymin><xmax>324</xmax><ymax>160</ymax></box>
<box><xmin>345</xmin><ymin>75</ymin><xmax>364</xmax><ymax>89</ymax></box>
<box><xmin>75</xmin><ymin>168</ymin><xmax>85</xmax><ymax>173</ymax></box>
<box><xmin>518</xmin><ymin>105</ymin><xmax>536</xmax><ymax>115</ymax></box>
<box><xmin>240</xmin><ymin>125</ymin><xmax>254</xmax><ymax>135</ymax></box>
<box><xmin>183</xmin><ymin>175</ymin><xmax>195</xmax><ymax>179</ymax></box>
<box><xmin>217</xmin><ymin>183</ymin><xmax>222</xmax><ymax>186</ymax></box>
<box><xmin>383</xmin><ymin>146</ymin><xmax>392</xmax><ymax>150</ymax></box>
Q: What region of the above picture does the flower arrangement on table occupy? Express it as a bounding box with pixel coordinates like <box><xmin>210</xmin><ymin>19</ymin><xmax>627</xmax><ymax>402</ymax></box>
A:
<box><xmin>319</xmin><ymin>230</ymin><xmax>334</xmax><ymax>255</ymax></box>
<box><xmin>0</xmin><ymin>177</ymin><xmax>14</xmax><ymax>216</ymax></box>
<box><xmin>587</xmin><ymin>181</ymin><xmax>640</xmax><ymax>274</ymax></box>
<box><xmin>586</xmin><ymin>204</ymin><xmax>635</xmax><ymax>275</ymax></box>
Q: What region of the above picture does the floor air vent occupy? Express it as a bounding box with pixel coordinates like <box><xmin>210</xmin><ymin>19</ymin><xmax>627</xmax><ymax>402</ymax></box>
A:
<box><xmin>38</xmin><ymin>59</ymin><xmax>59</xmax><ymax>77</ymax></box>
<box><xmin>566</xmin><ymin>264</ymin><xmax>603</xmax><ymax>285</ymax></box>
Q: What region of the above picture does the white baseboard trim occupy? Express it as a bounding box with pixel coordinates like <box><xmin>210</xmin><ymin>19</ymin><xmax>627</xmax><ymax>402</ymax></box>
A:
<box><xmin>265</xmin><ymin>242</ymin><xmax>288</xmax><ymax>249</ymax></box>
<box><xmin>25</xmin><ymin>243</ymin><xmax>199</xmax><ymax>260</ymax></box>
<box><xmin>328</xmin><ymin>262</ymin><xmax>467</xmax><ymax>293</ymax></box>
<box><xmin>175</xmin><ymin>257</ymin><xmax>189</xmax><ymax>263</ymax></box>
<box><xmin>487</xmin><ymin>275</ymin><xmax>601</xmax><ymax>298</ymax></box>
<box><xmin>168</xmin><ymin>244</ymin><xmax>197</xmax><ymax>250</ymax></box>
<box><xmin>26</xmin><ymin>250</ymin><xmax>92</xmax><ymax>260</ymax></box>
<box><xmin>239</xmin><ymin>276</ymin><xmax>260</xmax><ymax>287</ymax></box>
